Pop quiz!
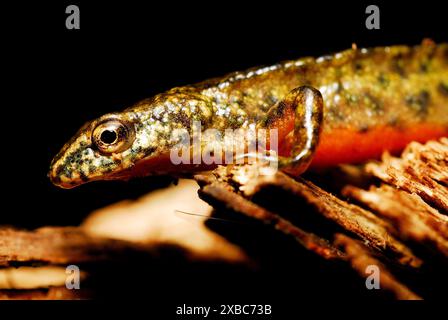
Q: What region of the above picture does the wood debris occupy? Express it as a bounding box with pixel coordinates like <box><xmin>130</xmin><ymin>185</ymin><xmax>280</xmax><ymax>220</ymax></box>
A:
<box><xmin>196</xmin><ymin>138</ymin><xmax>448</xmax><ymax>300</ymax></box>
<box><xmin>0</xmin><ymin>180</ymin><xmax>249</xmax><ymax>299</ymax></box>
<box><xmin>196</xmin><ymin>175</ymin><xmax>344</xmax><ymax>260</ymax></box>
<box><xmin>0</xmin><ymin>227</ymin><xmax>149</xmax><ymax>267</ymax></box>
<box><xmin>334</xmin><ymin>234</ymin><xmax>421</xmax><ymax>300</ymax></box>
<box><xmin>0</xmin><ymin>139</ymin><xmax>446</xmax><ymax>299</ymax></box>
<box><xmin>365</xmin><ymin>138</ymin><xmax>448</xmax><ymax>213</ymax></box>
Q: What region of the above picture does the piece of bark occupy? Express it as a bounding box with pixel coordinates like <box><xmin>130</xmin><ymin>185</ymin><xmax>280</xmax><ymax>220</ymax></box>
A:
<box><xmin>334</xmin><ymin>234</ymin><xmax>422</xmax><ymax>300</ymax></box>
<box><xmin>0</xmin><ymin>179</ymin><xmax>252</xmax><ymax>298</ymax></box>
<box><xmin>195</xmin><ymin>138</ymin><xmax>448</xmax><ymax>300</ymax></box>
<box><xmin>198</xmin><ymin>165</ymin><xmax>421</xmax><ymax>268</ymax></box>
<box><xmin>0</xmin><ymin>180</ymin><xmax>248</xmax><ymax>270</ymax></box>
<box><xmin>366</xmin><ymin>138</ymin><xmax>448</xmax><ymax>213</ymax></box>
<box><xmin>197</xmin><ymin>176</ymin><xmax>344</xmax><ymax>260</ymax></box>
<box><xmin>0</xmin><ymin>227</ymin><xmax>149</xmax><ymax>267</ymax></box>
<box><xmin>0</xmin><ymin>266</ymin><xmax>86</xmax><ymax>290</ymax></box>
<box><xmin>399</xmin><ymin>138</ymin><xmax>448</xmax><ymax>184</ymax></box>
<box><xmin>343</xmin><ymin>184</ymin><xmax>448</xmax><ymax>257</ymax></box>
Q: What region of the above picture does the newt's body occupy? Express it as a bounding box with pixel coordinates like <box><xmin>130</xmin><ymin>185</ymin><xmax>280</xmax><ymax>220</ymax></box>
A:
<box><xmin>49</xmin><ymin>40</ymin><xmax>448</xmax><ymax>188</ymax></box>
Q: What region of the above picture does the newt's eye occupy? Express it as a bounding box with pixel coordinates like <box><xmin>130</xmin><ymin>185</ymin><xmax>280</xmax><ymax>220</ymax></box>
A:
<box><xmin>92</xmin><ymin>119</ymin><xmax>135</xmax><ymax>154</ymax></box>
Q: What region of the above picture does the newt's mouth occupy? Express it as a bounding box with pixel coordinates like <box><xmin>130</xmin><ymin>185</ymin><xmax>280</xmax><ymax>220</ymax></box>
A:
<box><xmin>101</xmin><ymin>153</ymin><xmax>216</xmax><ymax>181</ymax></box>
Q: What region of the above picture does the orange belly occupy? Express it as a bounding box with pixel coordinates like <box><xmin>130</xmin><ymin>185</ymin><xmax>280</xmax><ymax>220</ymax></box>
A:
<box><xmin>279</xmin><ymin>124</ymin><xmax>448</xmax><ymax>169</ymax></box>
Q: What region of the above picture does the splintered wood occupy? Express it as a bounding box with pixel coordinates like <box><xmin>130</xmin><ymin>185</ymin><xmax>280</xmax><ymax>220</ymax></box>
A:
<box><xmin>196</xmin><ymin>138</ymin><xmax>448</xmax><ymax>300</ymax></box>
<box><xmin>0</xmin><ymin>180</ymin><xmax>248</xmax><ymax>299</ymax></box>
<box><xmin>0</xmin><ymin>139</ymin><xmax>446</xmax><ymax>300</ymax></box>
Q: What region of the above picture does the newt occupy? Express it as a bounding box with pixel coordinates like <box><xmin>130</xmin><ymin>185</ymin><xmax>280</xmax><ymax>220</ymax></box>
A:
<box><xmin>49</xmin><ymin>40</ymin><xmax>448</xmax><ymax>188</ymax></box>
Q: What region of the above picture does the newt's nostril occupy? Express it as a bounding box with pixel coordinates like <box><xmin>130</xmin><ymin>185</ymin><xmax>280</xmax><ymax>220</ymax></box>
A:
<box><xmin>48</xmin><ymin>166</ymin><xmax>62</xmax><ymax>185</ymax></box>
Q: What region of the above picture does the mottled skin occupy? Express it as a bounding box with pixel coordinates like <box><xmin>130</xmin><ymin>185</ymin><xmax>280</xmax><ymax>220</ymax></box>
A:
<box><xmin>49</xmin><ymin>40</ymin><xmax>448</xmax><ymax>188</ymax></box>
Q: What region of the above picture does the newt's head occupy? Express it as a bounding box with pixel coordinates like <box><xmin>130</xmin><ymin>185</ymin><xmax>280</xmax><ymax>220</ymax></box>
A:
<box><xmin>49</xmin><ymin>90</ymin><xmax>214</xmax><ymax>188</ymax></box>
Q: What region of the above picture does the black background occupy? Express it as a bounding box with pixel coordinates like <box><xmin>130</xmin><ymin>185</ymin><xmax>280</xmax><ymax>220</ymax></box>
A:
<box><xmin>1</xmin><ymin>0</ymin><xmax>447</xmax><ymax>308</ymax></box>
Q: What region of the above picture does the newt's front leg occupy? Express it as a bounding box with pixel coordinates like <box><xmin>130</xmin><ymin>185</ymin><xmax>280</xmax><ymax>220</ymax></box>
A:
<box><xmin>245</xmin><ymin>86</ymin><xmax>324</xmax><ymax>175</ymax></box>
<box><xmin>266</xmin><ymin>85</ymin><xmax>324</xmax><ymax>175</ymax></box>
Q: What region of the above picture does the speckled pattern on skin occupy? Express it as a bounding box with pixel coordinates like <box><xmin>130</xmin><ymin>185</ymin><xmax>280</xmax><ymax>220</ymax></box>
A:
<box><xmin>49</xmin><ymin>40</ymin><xmax>448</xmax><ymax>188</ymax></box>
